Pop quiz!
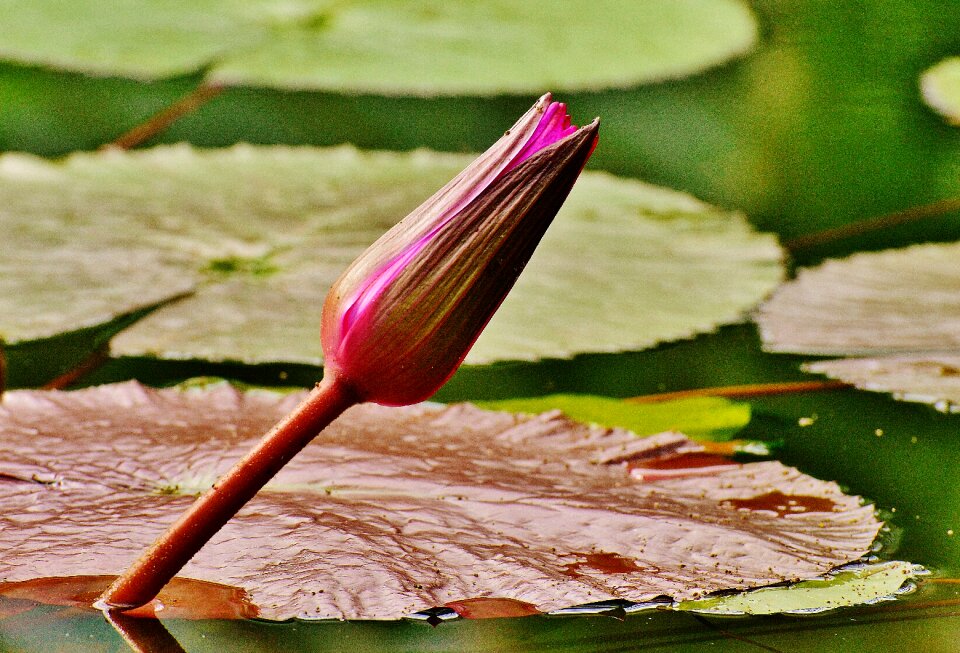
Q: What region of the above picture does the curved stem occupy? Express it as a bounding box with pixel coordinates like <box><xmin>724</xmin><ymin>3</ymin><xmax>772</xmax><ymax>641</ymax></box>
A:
<box><xmin>96</xmin><ymin>372</ymin><xmax>359</xmax><ymax>612</ymax></box>
<box><xmin>104</xmin><ymin>81</ymin><xmax>225</xmax><ymax>151</ymax></box>
<box><xmin>42</xmin><ymin>345</ymin><xmax>110</xmax><ymax>390</ymax></box>
<box><xmin>784</xmin><ymin>197</ymin><xmax>960</xmax><ymax>251</ymax></box>
<box><xmin>625</xmin><ymin>380</ymin><xmax>849</xmax><ymax>404</ymax></box>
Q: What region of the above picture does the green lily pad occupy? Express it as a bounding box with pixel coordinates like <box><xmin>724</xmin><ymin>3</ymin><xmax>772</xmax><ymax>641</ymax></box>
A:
<box><xmin>0</xmin><ymin>144</ymin><xmax>783</xmax><ymax>367</ymax></box>
<box><xmin>921</xmin><ymin>56</ymin><xmax>960</xmax><ymax>126</ymax></box>
<box><xmin>757</xmin><ymin>242</ymin><xmax>960</xmax><ymax>410</ymax></box>
<box><xmin>0</xmin><ymin>0</ymin><xmax>758</xmax><ymax>94</ymax></box>
<box><xmin>676</xmin><ymin>561</ymin><xmax>923</xmax><ymax>615</ymax></box>
<box><xmin>477</xmin><ymin>395</ymin><xmax>751</xmax><ymax>441</ymax></box>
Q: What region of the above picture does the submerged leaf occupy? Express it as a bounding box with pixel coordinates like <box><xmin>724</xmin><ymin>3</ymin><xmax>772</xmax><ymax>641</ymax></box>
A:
<box><xmin>477</xmin><ymin>395</ymin><xmax>750</xmax><ymax>441</ymax></box>
<box><xmin>0</xmin><ymin>382</ymin><xmax>882</xmax><ymax>620</ymax></box>
<box><xmin>757</xmin><ymin>242</ymin><xmax>960</xmax><ymax>409</ymax></box>
<box><xmin>921</xmin><ymin>57</ymin><xmax>960</xmax><ymax>126</ymax></box>
<box><xmin>676</xmin><ymin>561</ymin><xmax>922</xmax><ymax>615</ymax></box>
<box><xmin>0</xmin><ymin>1</ymin><xmax>758</xmax><ymax>94</ymax></box>
<box><xmin>0</xmin><ymin>144</ymin><xmax>783</xmax><ymax>365</ymax></box>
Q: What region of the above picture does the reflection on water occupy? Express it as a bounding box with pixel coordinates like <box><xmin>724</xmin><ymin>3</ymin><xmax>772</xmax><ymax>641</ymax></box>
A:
<box><xmin>0</xmin><ymin>575</ymin><xmax>258</xmax><ymax>621</ymax></box>
<box><xmin>0</xmin><ymin>581</ymin><xmax>958</xmax><ymax>653</ymax></box>
<box><xmin>105</xmin><ymin>611</ymin><xmax>186</xmax><ymax>653</ymax></box>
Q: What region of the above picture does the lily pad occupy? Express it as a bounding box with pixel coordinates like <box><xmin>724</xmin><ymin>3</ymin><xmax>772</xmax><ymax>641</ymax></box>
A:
<box><xmin>676</xmin><ymin>561</ymin><xmax>922</xmax><ymax>615</ymax></box>
<box><xmin>805</xmin><ymin>355</ymin><xmax>960</xmax><ymax>414</ymax></box>
<box><xmin>0</xmin><ymin>382</ymin><xmax>881</xmax><ymax>621</ymax></box>
<box><xmin>756</xmin><ymin>242</ymin><xmax>960</xmax><ymax>410</ymax></box>
<box><xmin>0</xmin><ymin>144</ymin><xmax>784</xmax><ymax>366</ymax></box>
<box><xmin>921</xmin><ymin>56</ymin><xmax>960</xmax><ymax>125</ymax></box>
<box><xmin>0</xmin><ymin>1</ymin><xmax>758</xmax><ymax>94</ymax></box>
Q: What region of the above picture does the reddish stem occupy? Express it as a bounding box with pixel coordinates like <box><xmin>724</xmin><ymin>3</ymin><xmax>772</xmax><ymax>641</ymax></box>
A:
<box><xmin>96</xmin><ymin>373</ymin><xmax>359</xmax><ymax>612</ymax></box>
<box><xmin>625</xmin><ymin>380</ymin><xmax>850</xmax><ymax>404</ymax></box>
<box><xmin>104</xmin><ymin>82</ymin><xmax>225</xmax><ymax>151</ymax></box>
<box><xmin>42</xmin><ymin>345</ymin><xmax>110</xmax><ymax>390</ymax></box>
<box><xmin>104</xmin><ymin>611</ymin><xmax>187</xmax><ymax>653</ymax></box>
<box><xmin>784</xmin><ymin>196</ymin><xmax>960</xmax><ymax>251</ymax></box>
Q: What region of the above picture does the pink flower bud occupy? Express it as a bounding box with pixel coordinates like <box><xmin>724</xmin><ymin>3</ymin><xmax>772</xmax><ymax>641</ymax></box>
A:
<box><xmin>321</xmin><ymin>94</ymin><xmax>599</xmax><ymax>405</ymax></box>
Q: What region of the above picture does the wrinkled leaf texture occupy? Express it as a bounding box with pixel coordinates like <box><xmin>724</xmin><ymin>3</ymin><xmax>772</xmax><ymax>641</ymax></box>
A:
<box><xmin>758</xmin><ymin>242</ymin><xmax>960</xmax><ymax>411</ymax></box>
<box><xmin>0</xmin><ymin>382</ymin><xmax>881</xmax><ymax>620</ymax></box>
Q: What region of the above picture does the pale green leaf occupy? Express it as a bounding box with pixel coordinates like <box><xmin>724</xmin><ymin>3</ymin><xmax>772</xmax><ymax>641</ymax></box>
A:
<box><xmin>0</xmin><ymin>144</ymin><xmax>783</xmax><ymax>365</ymax></box>
<box><xmin>476</xmin><ymin>395</ymin><xmax>751</xmax><ymax>441</ymax></box>
<box><xmin>758</xmin><ymin>242</ymin><xmax>960</xmax><ymax>356</ymax></box>
<box><xmin>805</xmin><ymin>356</ymin><xmax>960</xmax><ymax>414</ymax></box>
<box><xmin>676</xmin><ymin>561</ymin><xmax>922</xmax><ymax>615</ymax></box>
<box><xmin>0</xmin><ymin>0</ymin><xmax>758</xmax><ymax>94</ymax></box>
<box><xmin>921</xmin><ymin>56</ymin><xmax>960</xmax><ymax>126</ymax></box>
<box><xmin>757</xmin><ymin>242</ymin><xmax>960</xmax><ymax>409</ymax></box>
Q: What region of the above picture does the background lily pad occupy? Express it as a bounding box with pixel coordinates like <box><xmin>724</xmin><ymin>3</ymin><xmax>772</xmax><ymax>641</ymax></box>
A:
<box><xmin>758</xmin><ymin>243</ymin><xmax>960</xmax><ymax>357</ymax></box>
<box><xmin>805</xmin><ymin>356</ymin><xmax>960</xmax><ymax>414</ymax></box>
<box><xmin>0</xmin><ymin>144</ymin><xmax>783</xmax><ymax>367</ymax></box>
<box><xmin>921</xmin><ymin>57</ymin><xmax>960</xmax><ymax>126</ymax></box>
<box><xmin>756</xmin><ymin>242</ymin><xmax>960</xmax><ymax>410</ymax></box>
<box><xmin>0</xmin><ymin>0</ymin><xmax>757</xmax><ymax>94</ymax></box>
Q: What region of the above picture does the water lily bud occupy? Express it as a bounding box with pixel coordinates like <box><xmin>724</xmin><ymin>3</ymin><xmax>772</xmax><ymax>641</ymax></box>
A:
<box><xmin>322</xmin><ymin>94</ymin><xmax>599</xmax><ymax>406</ymax></box>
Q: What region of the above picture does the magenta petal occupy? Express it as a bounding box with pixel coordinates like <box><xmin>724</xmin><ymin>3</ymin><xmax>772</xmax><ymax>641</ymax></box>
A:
<box><xmin>338</xmin><ymin>99</ymin><xmax>581</xmax><ymax>344</ymax></box>
<box><xmin>507</xmin><ymin>102</ymin><xmax>578</xmax><ymax>172</ymax></box>
<box><xmin>338</xmin><ymin>211</ymin><xmax>451</xmax><ymax>341</ymax></box>
<box><xmin>338</xmin><ymin>243</ymin><xmax>421</xmax><ymax>338</ymax></box>
<box><xmin>340</xmin><ymin>100</ymin><xmax>581</xmax><ymax>340</ymax></box>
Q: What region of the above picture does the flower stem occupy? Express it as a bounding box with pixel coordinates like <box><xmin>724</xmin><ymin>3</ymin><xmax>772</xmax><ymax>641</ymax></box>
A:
<box><xmin>625</xmin><ymin>380</ymin><xmax>850</xmax><ymax>404</ymax></box>
<box><xmin>42</xmin><ymin>344</ymin><xmax>110</xmax><ymax>390</ymax></box>
<box><xmin>784</xmin><ymin>196</ymin><xmax>960</xmax><ymax>251</ymax></box>
<box><xmin>104</xmin><ymin>81</ymin><xmax>225</xmax><ymax>151</ymax></box>
<box><xmin>95</xmin><ymin>372</ymin><xmax>359</xmax><ymax>612</ymax></box>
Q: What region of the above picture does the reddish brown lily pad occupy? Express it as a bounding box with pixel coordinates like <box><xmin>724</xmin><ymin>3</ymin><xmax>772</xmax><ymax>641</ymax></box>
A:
<box><xmin>0</xmin><ymin>382</ymin><xmax>881</xmax><ymax>621</ymax></box>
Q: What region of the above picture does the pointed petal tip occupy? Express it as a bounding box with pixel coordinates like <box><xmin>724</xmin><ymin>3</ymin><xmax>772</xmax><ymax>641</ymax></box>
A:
<box><xmin>570</xmin><ymin>117</ymin><xmax>600</xmax><ymax>144</ymax></box>
<box><xmin>532</xmin><ymin>93</ymin><xmax>596</xmax><ymax>138</ymax></box>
